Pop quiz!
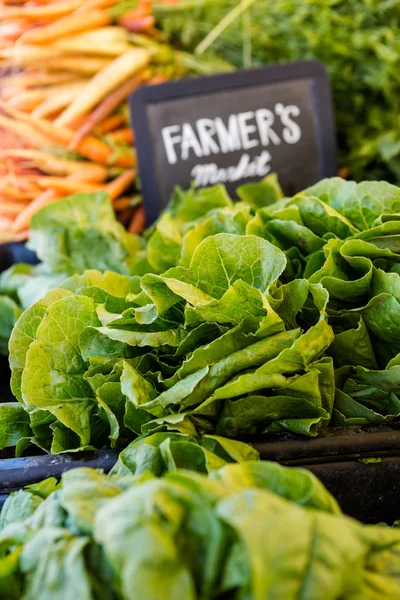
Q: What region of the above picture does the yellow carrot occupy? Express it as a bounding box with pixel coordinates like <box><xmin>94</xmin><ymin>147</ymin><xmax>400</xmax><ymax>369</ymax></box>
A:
<box><xmin>21</xmin><ymin>9</ymin><xmax>111</xmax><ymax>44</ymax></box>
<box><xmin>53</xmin><ymin>40</ymin><xmax>133</xmax><ymax>56</ymax></box>
<box><xmin>8</xmin><ymin>89</ymin><xmax>50</xmax><ymax>111</ymax></box>
<box><xmin>55</xmin><ymin>48</ymin><xmax>150</xmax><ymax>126</ymax></box>
<box><xmin>0</xmin><ymin>45</ymin><xmax>63</xmax><ymax>65</ymax></box>
<box><xmin>69</xmin><ymin>73</ymin><xmax>145</xmax><ymax>148</ymax></box>
<box><xmin>32</xmin><ymin>81</ymin><xmax>89</xmax><ymax>118</ymax></box>
<box><xmin>44</xmin><ymin>57</ymin><xmax>112</xmax><ymax>75</ymax></box>
<box><xmin>7</xmin><ymin>71</ymin><xmax>78</xmax><ymax>89</ymax></box>
<box><xmin>7</xmin><ymin>80</ymin><xmax>87</xmax><ymax>112</ymax></box>
<box><xmin>53</xmin><ymin>26</ymin><xmax>129</xmax><ymax>46</ymax></box>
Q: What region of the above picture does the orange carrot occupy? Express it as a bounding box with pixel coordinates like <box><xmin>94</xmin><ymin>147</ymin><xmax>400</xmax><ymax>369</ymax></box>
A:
<box><xmin>69</xmin><ymin>73</ymin><xmax>145</xmax><ymax>148</ymax></box>
<box><xmin>120</xmin><ymin>15</ymin><xmax>155</xmax><ymax>33</ymax></box>
<box><xmin>37</xmin><ymin>177</ymin><xmax>104</xmax><ymax>193</ymax></box>
<box><xmin>0</xmin><ymin>114</ymin><xmax>60</xmax><ymax>148</ymax></box>
<box><xmin>68</xmin><ymin>116</ymin><xmax>91</xmax><ymax>130</ymax></box>
<box><xmin>77</xmin><ymin>0</ymin><xmax>118</xmax><ymax>10</ymax></box>
<box><xmin>6</xmin><ymin>149</ymin><xmax>107</xmax><ymax>181</ymax></box>
<box><xmin>96</xmin><ymin>113</ymin><xmax>125</xmax><ymax>134</ymax></box>
<box><xmin>12</xmin><ymin>190</ymin><xmax>60</xmax><ymax>232</ymax></box>
<box><xmin>8</xmin><ymin>71</ymin><xmax>78</xmax><ymax>89</ymax></box>
<box><xmin>148</xmin><ymin>74</ymin><xmax>168</xmax><ymax>85</ymax></box>
<box><xmin>117</xmin><ymin>207</ymin><xmax>133</xmax><ymax>227</ymax></box>
<box><xmin>128</xmin><ymin>205</ymin><xmax>145</xmax><ymax>233</ymax></box>
<box><xmin>0</xmin><ymin>101</ymin><xmax>133</xmax><ymax>168</ymax></box>
<box><xmin>7</xmin><ymin>89</ymin><xmax>49</xmax><ymax>111</ymax></box>
<box><xmin>67</xmin><ymin>167</ymin><xmax>108</xmax><ymax>182</ymax></box>
<box><xmin>0</xmin><ymin>1</ymin><xmax>85</xmax><ymax>21</ymax></box>
<box><xmin>0</xmin><ymin>183</ymin><xmax>37</xmax><ymax>201</ymax></box>
<box><xmin>21</xmin><ymin>9</ymin><xmax>111</xmax><ymax>44</ymax></box>
<box><xmin>105</xmin><ymin>169</ymin><xmax>135</xmax><ymax>199</ymax></box>
<box><xmin>108</xmin><ymin>128</ymin><xmax>133</xmax><ymax>144</ymax></box>
<box><xmin>0</xmin><ymin>102</ymin><xmax>73</xmax><ymax>146</ymax></box>
<box><xmin>112</xmin><ymin>196</ymin><xmax>131</xmax><ymax>211</ymax></box>
<box><xmin>77</xmin><ymin>137</ymin><xmax>135</xmax><ymax>167</ymax></box>
<box><xmin>0</xmin><ymin>200</ymin><xmax>28</xmax><ymax>218</ymax></box>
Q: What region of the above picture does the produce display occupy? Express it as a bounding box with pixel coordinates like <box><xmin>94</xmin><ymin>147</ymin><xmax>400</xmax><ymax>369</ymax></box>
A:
<box><xmin>2</xmin><ymin>453</ymin><xmax>400</xmax><ymax>599</ymax></box>
<box><xmin>2</xmin><ymin>176</ymin><xmax>400</xmax><ymax>453</ymax></box>
<box><xmin>0</xmin><ymin>0</ymin><xmax>230</xmax><ymax>241</ymax></box>
<box><xmin>2</xmin><ymin>2</ymin><xmax>400</xmax><ymax>594</ymax></box>
<box><xmin>155</xmin><ymin>0</ymin><xmax>400</xmax><ymax>184</ymax></box>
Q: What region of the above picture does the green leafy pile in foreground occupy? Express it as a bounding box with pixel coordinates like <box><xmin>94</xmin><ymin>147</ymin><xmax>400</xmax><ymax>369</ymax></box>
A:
<box><xmin>2</xmin><ymin>456</ymin><xmax>400</xmax><ymax>600</ymax></box>
<box><xmin>155</xmin><ymin>0</ymin><xmax>400</xmax><ymax>184</ymax></box>
<box><xmin>4</xmin><ymin>175</ymin><xmax>400</xmax><ymax>453</ymax></box>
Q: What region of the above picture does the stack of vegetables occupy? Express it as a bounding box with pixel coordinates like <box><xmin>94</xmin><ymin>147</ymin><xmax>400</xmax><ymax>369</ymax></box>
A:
<box><xmin>155</xmin><ymin>0</ymin><xmax>400</xmax><ymax>184</ymax></box>
<box><xmin>2</xmin><ymin>452</ymin><xmax>400</xmax><ymax>598</ymax></box>
<box><xmin>3</xmin><ymin>176</ymin><xmax>400</xmax><ymax>453</ymax></box>
<box><xmin>0</xmin><ymin>0</ymin><xmax>230</xmax><ymax>242</ymax></box>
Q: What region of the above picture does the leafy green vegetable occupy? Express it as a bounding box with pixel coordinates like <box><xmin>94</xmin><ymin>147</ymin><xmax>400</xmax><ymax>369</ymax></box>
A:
<box><xmin>28</xmin><ymin>192</ymin><xmax>141</xmax><ymax>276</ymax></box>
<box><xmin>6</xmin><ymin>176</ymin><xmax>400</xmax><ymax>450</ymax></box>
<box><xmin>0</xmin><ymin>297</ymin><xmax>21</xmax><ymax>355</ymax></box>
<box><xmin>6</xmin><ymin>214</ymin><xmax>334</xmax><ymax>450</ymax></box>
<box><xmin>0</xmin><ymin>193</ymin><xmax>142</xmax><ymax>356</ymax></box>
<box><xmin>2</xmin><ymin>459</ymin><xmax>400</xmax><ymax>599</ymax></box>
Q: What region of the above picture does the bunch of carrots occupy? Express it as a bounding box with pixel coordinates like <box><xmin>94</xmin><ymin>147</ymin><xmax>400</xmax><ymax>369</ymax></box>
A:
<box><xmin>0</xmin><ymin>0</ymin><xmax>181</xmax><ymax>242</ymax></box>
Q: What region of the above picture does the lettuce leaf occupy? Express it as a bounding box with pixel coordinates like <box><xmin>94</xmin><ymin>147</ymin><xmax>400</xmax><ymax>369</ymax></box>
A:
<box><xmin>2</xmin><ymin>459</ymin><xmax>400</xmax><ymax>599</ymax></box>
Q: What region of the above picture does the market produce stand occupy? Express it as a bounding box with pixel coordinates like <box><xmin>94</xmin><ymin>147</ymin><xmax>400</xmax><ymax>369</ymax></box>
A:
<box><xmin>2</xmin><ymin>3</ymin><xmax>400</xmax><ymax>596</ymax></box>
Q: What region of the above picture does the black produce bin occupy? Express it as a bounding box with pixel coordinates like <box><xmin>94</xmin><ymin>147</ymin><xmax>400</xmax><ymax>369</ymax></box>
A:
<box><xmin>0</xmin><ymin>242</ymin><xmax>38</xmax><ymax>402</ymax></box>
<box><xmin>253</xmin><ymin>425</ymin><xmax>400</xmax><ymax>524</ymax></box>
<box><xmin>0</xmin><ymin>242</ymin><xmax>38</xmax><ymax>272</ymax></box>
<box><xmin>1</xmin><ymin>426</ymin><xmax>400</xmax><ymax>524</ymax></box>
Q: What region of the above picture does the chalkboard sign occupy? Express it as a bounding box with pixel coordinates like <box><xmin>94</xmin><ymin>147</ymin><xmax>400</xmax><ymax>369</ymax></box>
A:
<box><xmin>130</xmin><ymin>61</ymin><xmax>337</xmax><ymax>224</ymax></box>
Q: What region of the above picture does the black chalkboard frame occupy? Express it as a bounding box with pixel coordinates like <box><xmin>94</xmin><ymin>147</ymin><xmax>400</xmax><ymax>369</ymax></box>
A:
<box><xmin>130</xmin><ymin>60</ymin><xmax>337</xmax><ymax>225</ymax></box>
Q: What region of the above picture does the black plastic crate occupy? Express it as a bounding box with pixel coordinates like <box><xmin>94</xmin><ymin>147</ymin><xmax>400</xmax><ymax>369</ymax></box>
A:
<box><xmin>0</xmin><ymin>242</ymin><xmax>38</xmax><ymax>402</ymax></box>
<box><xmin>1</xmin><ymin>426</ymin><xmax>400</xmax><ymax>524</ymax></box>
<box><xmin>0</xmin><ymin>242</ymin><xmax>38</xmax><ymax>273</ymax></box>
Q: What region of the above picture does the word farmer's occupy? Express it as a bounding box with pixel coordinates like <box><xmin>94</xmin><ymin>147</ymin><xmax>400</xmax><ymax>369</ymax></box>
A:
<box><xmin>161</xmin><ymin>104</ymin><xmax>302</xmax><ymax>187</ymax></box>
